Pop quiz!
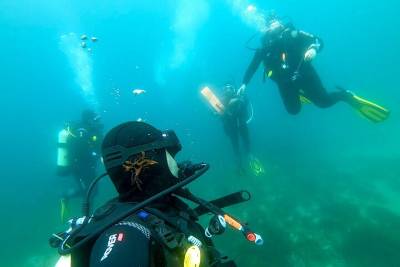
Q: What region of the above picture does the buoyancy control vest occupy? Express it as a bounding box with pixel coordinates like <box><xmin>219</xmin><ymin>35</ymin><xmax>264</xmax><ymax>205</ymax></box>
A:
<box><xmin>65</xmin><ymin>198</ymin><xmax>236</xmax><ymax>267</ymax></box>
<box><xmin>57</xmin><ymin>123</ymin><xmax>101</xmax><ymax>176</ymax></box>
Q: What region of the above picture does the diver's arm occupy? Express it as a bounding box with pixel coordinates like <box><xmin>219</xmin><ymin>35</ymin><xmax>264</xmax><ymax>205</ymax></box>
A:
<box><xmin>242</xmin><ymin>49</ymin><xmax>263</xmax><ymax>85</ymax></box>
<box><xmin>238</xmin><ymin>49</ymin><xmax>264</xmax><ymax>95</ymax></box>
<box><xmin>291</xmin><ymin>30</ymin><xmax>324</xmax><ymax>61</ymax></box>
<box><xmin>297</xmin><ymin>30</ymin><xmax>324</xmax><ymax>52</ymax></box>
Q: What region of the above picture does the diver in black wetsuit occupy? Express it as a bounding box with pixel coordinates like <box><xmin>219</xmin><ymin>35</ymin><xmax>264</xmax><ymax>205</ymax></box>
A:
<box><xmin>221</xmin><ymin>83</ymin><xmax>251</xmax><ymax>173</ymax></box>
<box><xmin>237</xmin><ymin>18</ymin><xmax>390</xmax><ymax>123</ymax></box>
<box><xmin>50</xmin><ymin>122</ymin><xmax>250</xmax><ymax>267</ymax></box>
<box><xmin>238</xmin><ymin>19</ymin><xmax>352</xmax><ymax>115</ymax></box>
<box><xmin>57</xmin><ymin>110</ymin><xmax>104</xmax><ymax>222</ymax></box>
<box><xmin>58</xmin><ymin>110</ymin><xmax>104</xmax><ymax>199</ymax></box>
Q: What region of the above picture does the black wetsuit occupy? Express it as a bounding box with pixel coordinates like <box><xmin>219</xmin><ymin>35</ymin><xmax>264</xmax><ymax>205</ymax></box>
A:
<box><xmin>221</xmin><ymin>95</ymin><xmax>250</xmax><ymax>169</ymax></box>
<box><xmin>63</xmin><ymin>122</ymin><xmax>103</xmax><ymax>198</ymax></box>
<box><xmin>89</xmin><ymin>222</ymin><xmax>150</xmax><ymax>266</ymax></box>
<box><xmin>243</xmin><ymin>27</ymin><xmax>348</xmax><ymax>114</ymax></box>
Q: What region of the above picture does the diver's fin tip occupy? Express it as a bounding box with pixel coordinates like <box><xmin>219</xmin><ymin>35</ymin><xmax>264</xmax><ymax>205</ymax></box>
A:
<box><xmin>351</xmin><ymin>94</ymin><xmax>390</xmax><ymax>123</ymax></box>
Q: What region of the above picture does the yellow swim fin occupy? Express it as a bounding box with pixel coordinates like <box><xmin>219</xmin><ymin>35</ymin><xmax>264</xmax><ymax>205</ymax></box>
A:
<box><xmin>349</xmin><ymin>94</ymin><xmax>390</xmax><ymax>123</ymax></box>
<box><xmin>249</xmin><ymin>156</ymin><xmax>265</xmax><ymax>177</ymax></box>
<box><xmin>60</xmin><ymin>198</ymin><xmax>69</xmax><ymax>223</ymax></box>
<box><xmin>299</xmin><ymin>95</ymin><xmax>312</xmax><ymax>105</ymax></box>
<box><xmin>299</xmin><ymin>90</ymin><xmax>312</xmax><ymax>105</ymax></box>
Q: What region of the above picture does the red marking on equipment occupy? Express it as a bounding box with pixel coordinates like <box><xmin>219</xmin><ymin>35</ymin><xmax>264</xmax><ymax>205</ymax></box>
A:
<box><xmin>117</xmin><ymin>233</ymin><xmax>124</xmax><ymax>241</ymax></box>
<box><xmin>247</xmin><ymin>233</ymin><xmax>256</xmax><ymax>242</ymax></box>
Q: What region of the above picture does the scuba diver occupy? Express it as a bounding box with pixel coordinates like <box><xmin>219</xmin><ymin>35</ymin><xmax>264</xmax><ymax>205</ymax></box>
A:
<box><xmin>201</xmin><ymin>85</ymin><xmax>264</xmax><ymax>176</ymax></box>
<box><xmin>220</xmin><ymin>83</ymin><xmax>252</xmax><ymax>174</ymax></box>
<box><xmin>50</xmin><ymin>121</ymin><xmax>263</xmax><ymax>267</ymax></box>
<box><xmin>237</xmin><ymin>16</ymin><xmax>390</xmax><ymax>123</ymax></box>
<box><xmin>57</xmin><ymin>110</ymin><xmax>103</xmax><ymax>221</ymax></box>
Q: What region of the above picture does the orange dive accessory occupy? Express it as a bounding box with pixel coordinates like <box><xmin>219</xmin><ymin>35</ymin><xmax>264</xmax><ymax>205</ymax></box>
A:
<box><xmin>223</xmin><ymin>214</ymin><xmax>263</xmax><ymax>245</ymax></box>
<box><xmin>177</xmin><ymin>189</ymin><xmax>264</xmax><ymax>246</ymax></box>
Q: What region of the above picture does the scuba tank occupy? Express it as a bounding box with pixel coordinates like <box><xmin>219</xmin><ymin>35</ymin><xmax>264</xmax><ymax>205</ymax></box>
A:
<box><xmin>57</xmin><ymin>127</ymin><xmax>72</xmax><ymax>175</ymax></box>
<box><xmin>55</xmin><ymin>255</ymin><xmax>71</xmax><ymax>267</ymax></box>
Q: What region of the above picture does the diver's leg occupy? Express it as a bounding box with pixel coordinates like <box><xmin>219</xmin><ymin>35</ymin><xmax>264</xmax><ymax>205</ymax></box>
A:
<box><xmin>223</xmin><ymin>120</ymin><xmax>244</xmax><ymax>173</ymax></box>
<box><xmin>240</xmin><ymin>123</ymin><xmax>251</xmax><ymax>156</ymax></box>
<box><xmin>59</xmin><ymin>173</ymin><xmax>87</xmax><ymax>222</ymax></box>
<box><xmin>230</xmin><ymin>127</ymin><xmax>244</xmax><ymax>172</ymax></box>
<box><xmin>81</xmin><ymin>164</ymin><xmax>97</xmax><ymax>190</ymax></box>
<box><xmin>277</xmin><ymin>82</ymin><xmax>302</xmax><ymax>115</ymax></box>
<box><xmin>230</xmin><ymin>130</ymin><xmax>241</xmax><ymax>164</ymax></box>
<box><xmin>239</xmin><ymin>123</ymin><xmax>252</xmax><ymax>173</ymax></box>
<box><xmin>301</xmin><ymin>66</ymin><xmax>348</xmax><ymax>108</ymax></box>
<box><xmin>62</xmin><ymin>172</ymin><xmax>84</xmax><ymax>200</ymax></box>
<box><xmin>59</xmin><ymin>175</ymin><xmax>81</xmax><ymax>223</ymax></box>
<box><xmin>77</xmin><ymin>164</ymin><xmax>99</xmax><ymax>202</ymax></box>
<box><xmin>223</xmin><ymin>121</ymin><xmax>239</xmax><ymax>156</ymax></box>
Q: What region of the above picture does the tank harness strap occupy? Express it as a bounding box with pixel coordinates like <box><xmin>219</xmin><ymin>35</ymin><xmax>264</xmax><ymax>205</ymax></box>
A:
<box><xmin>135</xmin><ymin>208</ymin><xmax>234</xmax><ymax>266</ymax></box>
<box><xmin>136</xmin><ymin>210</ymin><xmax>184</xmax><ymax>250</ymax></box>
<box><xmin>135</xmin><ymin>210</ymin><xmax>187</xmax><ymax>267</ymax></box>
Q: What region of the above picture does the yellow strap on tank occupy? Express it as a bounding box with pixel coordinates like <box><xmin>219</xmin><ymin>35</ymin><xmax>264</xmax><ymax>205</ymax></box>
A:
<box><xmin>184</xmin><ymin>245</ymin><xmax>201</xmax><ymax>267</ymax></box>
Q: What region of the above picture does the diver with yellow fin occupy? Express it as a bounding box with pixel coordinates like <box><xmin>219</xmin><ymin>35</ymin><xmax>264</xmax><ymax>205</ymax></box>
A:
<box><xmin>202</xmin><ymin>84</ymin><xmax>263</xmax><ymax>176</ymax></box>
<box><xmin>238</xmin><ymin>14</ymin><xmax>390</xmax><ymax>123</ymax></box>
<box><xmin>57</xmin><ymin>110</ymin><xmax>103</xmax><ymax>223</ymax></box>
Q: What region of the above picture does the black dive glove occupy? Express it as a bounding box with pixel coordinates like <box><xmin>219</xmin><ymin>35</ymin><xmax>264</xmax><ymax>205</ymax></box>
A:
<box><xmin>178</xmin><ymin>161</ymin><xmax>205</xmax><ymax>178</ymax></box>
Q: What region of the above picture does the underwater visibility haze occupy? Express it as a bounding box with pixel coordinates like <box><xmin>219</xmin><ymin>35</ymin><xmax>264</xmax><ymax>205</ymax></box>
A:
<box><xmin>0</xmin><ymin>0</ymin><xmax>400</xmax><ymax>266</ymax></box>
